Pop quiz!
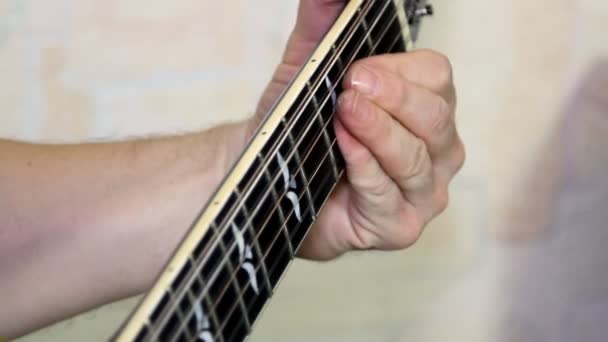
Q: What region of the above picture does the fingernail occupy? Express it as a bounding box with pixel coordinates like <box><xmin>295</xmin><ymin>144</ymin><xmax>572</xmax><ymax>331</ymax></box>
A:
<box><xmin>351</xmin><ymin>66</ymin><xmax>378</xmax><ymax>95</ymax></box>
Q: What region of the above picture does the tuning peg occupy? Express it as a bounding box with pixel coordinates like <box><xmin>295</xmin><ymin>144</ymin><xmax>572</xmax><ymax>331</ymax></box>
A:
<box><xmin>415</xmin><ymin>4</ymin><xmax>434</xmax><ymax>17</ymax></box>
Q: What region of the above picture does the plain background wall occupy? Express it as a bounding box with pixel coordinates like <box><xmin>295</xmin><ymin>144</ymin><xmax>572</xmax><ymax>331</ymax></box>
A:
<box><xmin>2</xmin><ymin>0</ymin><xmax>608</xmax><ymax>341</ymax></box>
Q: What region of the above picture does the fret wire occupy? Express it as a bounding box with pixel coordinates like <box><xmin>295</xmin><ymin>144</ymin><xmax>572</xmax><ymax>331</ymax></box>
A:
<box><xmin>388</xmin><ymin>27</ymin><xmax>405</xmax><ymax>52</ymax></box>
<box><xmin>174</xmin><ymin>289</ymin><xmax>193</xmax><ymax>342</ymax></box>
<box><xmin>197</xmin><ymin>279</ymin><xmax>224</xmax><ymax>342</ymax></box>
<box><xmin>187</xmin><ymin>267</ymin><xmax>225</xmax><ymax>342</ymax></box>
<box><xmin>151</xmin><ymin>5</ymin><xmax>401</xmax><ymax>339</ymax></box>
<box><xmin>168</xmin><ymin>221</ymin><xmax>253</xmax><ymax>342</ymax></box>
<box><xmin>203</xmin><ymin>281</ymin><xmax>224</xmax><ymax>342</ymax></box>
<box><xmin>221</xmin><ymin>171</ymin><xmax>341</xmax><ymax>342</ymax></box>
<box><xmin>210</xmin><ymin>101</ymin><xmax>343</xmax><ymax>340</ymax></box>
<box><xmin>148</xmin><ymin>223</ymin><xmax>222</xmax><ymax>340</ymax></box>
<box><xmin>310</xmin><ymin>81</ymin><xmax>341</xmax><ymax>181</ymax></box>
<box><xmin>262</xmin><ymin>163</ymin><xmax>295</xmax><ymax>257</ymax></box>
<box><xmin>370</xmin><ymin>2</ymin><xmax>400</xmax><ymax>54</ymax></box>
<box><xmin>164</xmin><ymin>288</ymin><xmax>185</xmax><ymax>341</ymax></box>
<box><xmin>176</xmin><ymin>290</ymin><xmax>196</xmax><ymax>342</ymax></box>
<box><xmin>220</xmin><ymin>175</ymin><xmax>340</xmax><ymax>342</ymax></box>
<box><xmin>305</xmin><ymin>85</ymin><xmax>326</xmax><ymax>217</ymax></box>
<box><xmin>360</xmin><ymin>17</ymin><xmax>375</xmax><ymax>50</ymax></box>
<box><xmin>269</xmin><ymin>143</ymin><xmax>340</xmax><ymax>258</ymax></box>
<box><xmin>214</xmin><ymin>137</ymin><xmax>342</xmax><ymax>342</ymax></box>
<box><xmin>165</xmin><ymin>237</ymin><xmax>251</xmax><ymax>342</ymax></box>
<box><xmin>320</xmin><ymin>111</ymin><xmax>340</xmax><ymax>179</ymax></box>
<box><xmin>217</xmin><ymin>228</ymin><xmax>253</xmax><ymax>332</ymax></box>
<box><xmin>266</xmin><ymin>127</ymin><xmax>295</xmax><ymax>254</ymax></box>
<box><xmin>237</xmin><ymin>187</ymin><xmax>274</xmax><ymax>293</ymax></box>
<box><xmin>333</xmin><ymin>44</ymin><xmax>345</xmax><ymax>74</ymax></box>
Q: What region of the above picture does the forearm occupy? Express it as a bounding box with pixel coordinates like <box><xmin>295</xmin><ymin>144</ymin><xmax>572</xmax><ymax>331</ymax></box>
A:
<box><xmin>0</xmin><ymin>122</ymin><xmax>248</xmax><ymax>338</ymax></box>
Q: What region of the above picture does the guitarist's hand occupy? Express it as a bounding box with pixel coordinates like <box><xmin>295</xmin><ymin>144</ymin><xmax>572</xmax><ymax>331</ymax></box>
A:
<box><xmin>249</xmin><ymin>0</ymin><xmax>465</xmax><ymax>260</ymax></box>
<box><xmin>301</xmin><ymin>50</ymin><xmax>464</xmax><ymax>260</ymax></box>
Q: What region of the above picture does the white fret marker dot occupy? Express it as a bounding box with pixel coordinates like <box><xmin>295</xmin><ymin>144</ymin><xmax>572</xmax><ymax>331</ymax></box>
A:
<box><xmin>325</xmin><ymin>77</ymin><xmax>338</xmax><ymax>108</ymax></box>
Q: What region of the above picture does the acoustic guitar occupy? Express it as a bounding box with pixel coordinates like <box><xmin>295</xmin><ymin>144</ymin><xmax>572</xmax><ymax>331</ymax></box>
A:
<box><xmin>113</xmin><ymin>1</ymin><xmax>434</xmax><ymax>341</ymax></box>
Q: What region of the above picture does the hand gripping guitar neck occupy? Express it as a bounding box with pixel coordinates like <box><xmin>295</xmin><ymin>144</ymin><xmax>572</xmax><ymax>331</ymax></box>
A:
<box><xmin>113</xmin><ymin>1</ymin><xmax>434</xmax><ymax>341</ymax></box>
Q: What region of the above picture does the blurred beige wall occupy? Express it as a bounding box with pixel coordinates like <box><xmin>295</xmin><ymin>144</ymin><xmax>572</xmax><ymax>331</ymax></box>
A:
<box><xmin>2</xmin><ymin>0</ymin><xmax>608</xmax><ymax>341</ymax></box>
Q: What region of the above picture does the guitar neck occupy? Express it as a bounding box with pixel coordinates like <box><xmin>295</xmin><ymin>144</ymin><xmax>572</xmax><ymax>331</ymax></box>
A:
<box><xmin>115</xmin><ymin>1</ymin><xmax>432</xmax><ymax>341</ymax></box>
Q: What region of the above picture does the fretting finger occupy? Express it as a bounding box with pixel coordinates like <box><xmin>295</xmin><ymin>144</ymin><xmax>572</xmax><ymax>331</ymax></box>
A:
<box><xmin>333</xmin><ymin>118</ymin><xmax>422</xmax><ymax>250</ymax></box>
<box><xmin>344</xmin><ymin>64</ymin><xmax>457</xmax><ymax>157</ymax></box>
<box><xmin>336</xmin><ymin>89</ymin><xmax>438</xmax><ymax>216</ymax></box>
<box><xmin>357</xmin><ymin>49</ymin><xmax>457</xmax><ymax>106</ymax></box>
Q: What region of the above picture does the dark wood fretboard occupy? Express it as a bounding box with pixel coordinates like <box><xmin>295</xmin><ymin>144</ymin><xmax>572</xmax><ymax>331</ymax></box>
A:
<box><xmin>115</xmin><ymin>1</ymin><xmax>433</xmax><ymax>341</ymax></box>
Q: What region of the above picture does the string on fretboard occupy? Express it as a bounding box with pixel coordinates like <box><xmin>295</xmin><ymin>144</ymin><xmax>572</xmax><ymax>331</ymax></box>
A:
<box><xmin>141</xmin><ymin>1</ymin><xmax>411</xmax><ymax>341</ymax></box>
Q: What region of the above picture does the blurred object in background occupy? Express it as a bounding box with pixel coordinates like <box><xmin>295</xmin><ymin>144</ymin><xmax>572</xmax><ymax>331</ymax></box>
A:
<box><xmin>496</xmin><ymin>60</ymin><xmax>608</xmax><ymax>342</ymax></box>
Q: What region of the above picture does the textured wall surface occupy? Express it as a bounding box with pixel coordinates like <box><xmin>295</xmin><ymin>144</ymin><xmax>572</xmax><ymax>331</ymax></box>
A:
<box><xmin>2</xmin><ymin>0</ymin><xmax>608</xmax><ymax>341</ymax></box>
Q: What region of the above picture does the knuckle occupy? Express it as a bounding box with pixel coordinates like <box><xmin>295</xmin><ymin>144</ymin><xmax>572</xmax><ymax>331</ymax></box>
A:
<box><xmin>399</xmin><ymin>214</ymin><xmax>424</xmax><ymax>248</ymax></box>
<box><xmin>370</xmin><ymin>107</ymin><xmax>391</xmax><ymax>140</ymax></box>
<box><xmin>419</xmin><ymin>49</ymin><xmax>453</xmax><ymax>88</ymax></box>
<box><xmin>338</xmin><ymin>89</ymin><xmax>357</xmax><ymax>112</ymax></box>
<box><xmin>435</xmin><ymin>188</ymin><xmax>450</xmax><ymax>213</ymax></box>
<box><xmin>430</xmin><ymin>97</ymin><xmax>453</xmax><ymax>136</ymax></box>
<box><xmin>375</xmin><ymin>72</ymin><xmax>409</xmax><ymax>113</ymax></box>
<box><xmin>351</xmin><ymin>163</ymin><xmax>394</xmax><ymax>198</ymax></box>
<box><xmin>349</xmin><ymin>59</ymin><xmax>376</xmax><ymax>80</ymax></box>
<box><xmin>432</xmin><ymin>52</ymin><xmax>454</xmax><ymax>86</ymax></box>
<box><xmin>369</xmin><ymin>174</ymin><xmax>397</xmax><ymax>198</ymax></box>
<box><xmin>395</xmin><ymin>78</ymin><xmax>411</xmax><ymax>108</ymax></box>
<box><xmin>404</xmin><ymin>138</ymin><xmax>429</xmax><ymax>179</ymax></box>
<box><xmin>453</xmin><ymin>139</ymin><xmax>467</xmax><ymax>172</ymax></box>
<box><xmin>348</xmin><ymin>60</ymin><xmax>364</xmax><ymax>76</ymax></box>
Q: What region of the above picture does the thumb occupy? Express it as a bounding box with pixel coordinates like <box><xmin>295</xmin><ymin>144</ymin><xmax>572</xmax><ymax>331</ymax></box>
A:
<box><xmin>283</xmin><ymin>0</ymin><xmax>346</xmax><ymax>65</ymax></box>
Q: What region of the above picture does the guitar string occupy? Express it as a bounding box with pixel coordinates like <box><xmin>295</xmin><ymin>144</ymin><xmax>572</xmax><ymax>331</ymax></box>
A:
<box><xmin>161</xmin><ymin>13</ymin><xmax>402</xmax><ymax>342</ymax></box>
<box><xmin>210</xmin><ymin>17</ymin><xmax>407</xmax><ymax>342</ymax></box>
<box><xmin>151</xmin><ymin>2</ymin><xmax>384</xmax><ymax>339</ymax></box>
<box><xmin>153</xmin><ymin>3</ymin><xmax>402</xmax><ymax>340</ymax></box>
<box><xmin>164</xmin><ymin>5</ymin><xmax>405</xmax><ymax>341</ymax></box>
<box><xmin>192</xmin><ymin>16</ymin><xmax>405</xmax><ymax>342</ymax></box>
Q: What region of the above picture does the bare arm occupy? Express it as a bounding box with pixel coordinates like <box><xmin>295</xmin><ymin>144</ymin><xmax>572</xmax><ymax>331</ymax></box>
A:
<box><xmin>1</xmin><ymin>0</ymin><xmax>464</xmax><ymax>338</ymax></box>
<box><xmin>0</xmin><ymin>122</ymin><xmax>248</xmax><ymax>338</ymax></box>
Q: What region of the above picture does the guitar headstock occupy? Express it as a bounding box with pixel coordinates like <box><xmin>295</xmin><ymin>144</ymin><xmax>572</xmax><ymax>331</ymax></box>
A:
<box><xmin>405</xmin><ymin>0</ymin><xmax>434</xmax><ymax>42</ymax></box>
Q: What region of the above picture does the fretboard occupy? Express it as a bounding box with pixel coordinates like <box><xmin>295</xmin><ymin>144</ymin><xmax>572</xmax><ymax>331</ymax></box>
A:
<box><xmin>115</xmin><ymin>1</ymin><xmax>433</xmax><ymax>341</ymax></box>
